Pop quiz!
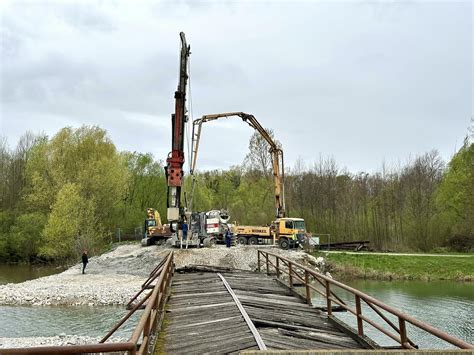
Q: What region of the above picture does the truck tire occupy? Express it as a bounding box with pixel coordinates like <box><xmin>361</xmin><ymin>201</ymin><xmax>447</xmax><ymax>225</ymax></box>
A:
<box><xmin>279</xmin><ymin>238</ymin><xmax>289</xmax><ymax>250</ymax></box>
<box><xmin>248</xmin><ymin>236</ymin><xmax>258</xmax><ymax>245</ymax></box>
<box><xmin>237</xmin><ymin>236</ymin><xmax>248</xmax><ymax>245</ymax></box>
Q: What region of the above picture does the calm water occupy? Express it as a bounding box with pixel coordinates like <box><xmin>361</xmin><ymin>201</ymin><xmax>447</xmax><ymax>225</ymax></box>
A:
<box><xmin>307</xmin><ymin>279</ymin><xmax>474</xmax><ymax>349</ymax></box>
<box><xmin>0</xmin><ymin>305</ymin><xmax>140</xmax><ymax>339</ymax></box>
<box><xmin>0</xmin><ymin>264</ymin><xmax>65</xmax><ymax>285</ymax></box>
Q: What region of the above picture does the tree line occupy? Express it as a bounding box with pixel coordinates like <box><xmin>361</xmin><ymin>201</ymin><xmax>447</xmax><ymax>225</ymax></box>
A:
<box><xmin>0</xmin><ymin>125</ymin><xmax>472</xmax><ymax>262</ymax></box>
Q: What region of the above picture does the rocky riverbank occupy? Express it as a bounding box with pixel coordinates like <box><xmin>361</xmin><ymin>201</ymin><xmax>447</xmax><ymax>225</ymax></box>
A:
<box><xmin>0</xmin><ymin>243</ymin><xmax>168</xmax><ymax>306</ymax></box>
<box><xmin>0</xmin><ymin>335</ymin><xmax>127</xmax><ymax>349</ymax></box>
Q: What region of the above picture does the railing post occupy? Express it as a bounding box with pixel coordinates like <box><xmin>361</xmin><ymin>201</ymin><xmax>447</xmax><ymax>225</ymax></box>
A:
<box><xmin>304</xmin><ymin>270</ymin><xmax>311</xmax><ymax>304</ymax></box>
<box><xmin>355</xmin><ymin>295</ymin><xmax>363</xmax><ymax>335</ymax></box>
<box><xmin>288</xmin><ymin>262</ymin><xmax>293</xmax><ymax>288</ymax></box>
<box><xmin>257</xmin><ymin>251</ymin><xmax>261</xmax><ymax>272</ymax></box>
<box><xmin>399</xmin><ymin>317</ymin><xmax>408</xmax><ymax>348</ymax></box>
<box><xmin>325</xmin><ymin>280</ymin><xmax>332</xmax><ymax>315</ymax></box>
<box><xmin>266</xmin><ymin>253</ymin><xmax>269</xmax><ymax>275</ymax></box>
<box><xmin>276</xmin><ymin>257</ymin><xmax>280</xmax><ymax>278</ymax></box>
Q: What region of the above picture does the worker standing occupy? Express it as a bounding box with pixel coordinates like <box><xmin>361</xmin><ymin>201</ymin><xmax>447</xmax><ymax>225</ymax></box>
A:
<box><xmin>225</xmin><ymin>228</ymin><xmax>232</xmax><ymax>248</ymax></box>
<box><xmin>81</xmin><ymin>249</ymin><xmax>88</xmax><ymax>274</ymax></box>
<box><xmin>182</xmin><ymin>220</ymin><xmax>188</xmax><ymax>241</ymax></box>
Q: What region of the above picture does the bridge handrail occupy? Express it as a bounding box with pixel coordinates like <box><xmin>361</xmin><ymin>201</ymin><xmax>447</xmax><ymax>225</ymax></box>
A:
<box><xmin>257</xmin><ymin>249</ymin><xmax>473</xmax><ymax>350</ymax></box>
<box><xmin>1</xmin><ymin>250</ymin><xmax>175</xmax><ymax>355</ymax></box>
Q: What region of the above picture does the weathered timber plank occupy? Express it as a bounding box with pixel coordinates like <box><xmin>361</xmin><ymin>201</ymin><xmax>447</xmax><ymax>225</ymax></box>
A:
<box><xmin>234</xmin><ymin>290</ymin><xmax>307</xmax><ymax>303</ymax></box>
<box><xmin>168</xmin><ymin>301</ymin><xmax>235</xmax><ymax>313</ymax></box>
<box><xmin>169</xmin><ymin>295</ymin><xmax>233</xmax><ymax>307</ymax></box>
<box><xmin>278</xmin><ymin>328</ymin><xmax>360</xmax><ymax>348</ymax></box>
<box><xmin>170</xmin><ymin>290</ymin><xmax>228</xmax><ymax>299</ymax></box>
<box><xmin>252</xmin><ymin>318</ymin><xmax>356</xmax><ymax>337</ymax></box>
<box><xmin>165</xmin><ymin>315</ymin><xmax>242</xmax><ymax>331</ymax></box>
<box><xmin>236</xmin><ymin>294</ymin><xmax>315</xmax><ymax>310</ymax></box>
<box><xmin>166</xmin><ymin>323</ymin><xmax>251</xmax><ymax>345</ymax></box>
<box><xmin>168</xmin><ymin>334</ymin><xmax>257</xmax><ymax>354</ymax></box>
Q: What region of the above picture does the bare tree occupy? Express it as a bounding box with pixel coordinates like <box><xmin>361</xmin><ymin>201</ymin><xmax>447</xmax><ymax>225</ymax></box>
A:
<box><xmin>243</xmin><ymin>128</ymin><xmax>280</xmax><ymax>176</ymax></box>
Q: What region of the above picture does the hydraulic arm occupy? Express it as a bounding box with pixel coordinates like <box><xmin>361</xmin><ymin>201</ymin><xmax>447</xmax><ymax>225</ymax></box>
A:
<box><xmin>190</xmin><ymin>112</ymin><xmax>286</xmax><ymax>218</ymax></box>
<box><xmin>166</xmin><ymin>32</ymin><xmax>191</xmax><ymax>225</ymax></box>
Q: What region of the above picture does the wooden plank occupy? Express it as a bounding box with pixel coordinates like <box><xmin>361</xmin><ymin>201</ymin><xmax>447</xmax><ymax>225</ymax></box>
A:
<box><xmin>251</xmin><ymin>318</ymin><xmax>356</xmax><ymax>337</ymax></box>
<box><xmin>217</xmin><ymin>273</ymin><xmax>267</xmax><ymax>351</ymax></box>
<box><xmin>168</xmin><ymin>301</ymin><xmax>235</xmax><ymax>313</ymax></box>
<box><xmin>165</xmin><ymin>315</ymin><xmax>242</xmax><ymax>331</ymax></box>
<box><xmin>170</xmin><ymin>290</ymin><xmax>228</xmax><ymax>299</ymax></box>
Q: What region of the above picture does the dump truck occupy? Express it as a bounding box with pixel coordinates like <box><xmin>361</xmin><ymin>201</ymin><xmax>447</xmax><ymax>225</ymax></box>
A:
<box><xmin>141</xmin><ymin>208</ymin><xmax>172</xmax><ymax>246</ymax></box>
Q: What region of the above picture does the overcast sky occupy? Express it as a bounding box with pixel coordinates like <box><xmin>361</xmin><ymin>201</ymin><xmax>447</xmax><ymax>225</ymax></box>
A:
<box><xmin>1</xmin><ymin>0</ymin><xmax>472</xmax><ymax>174</ymax></box>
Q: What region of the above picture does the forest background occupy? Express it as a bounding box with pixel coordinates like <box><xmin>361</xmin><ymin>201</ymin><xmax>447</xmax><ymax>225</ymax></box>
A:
<box><xmin>0</xmin><ymin>125</ymin><xmax>472</xmax><ymax>262</ymax></box>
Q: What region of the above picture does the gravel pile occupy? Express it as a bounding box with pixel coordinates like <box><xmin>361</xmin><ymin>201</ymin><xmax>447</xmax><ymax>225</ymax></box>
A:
<box><xmin>173</xmin><ymin>245</ymin><xmax>328</xmax><ymax>274</ymax></box>
<box><xmin>0</xmin><ymin>244</ymin><xmax>168</xmax><ymax>306</ymax></box>
<box><xmin>0</xmin><ymin>335</ymin><xmax>126</xmax><ymax>349</ymax></box>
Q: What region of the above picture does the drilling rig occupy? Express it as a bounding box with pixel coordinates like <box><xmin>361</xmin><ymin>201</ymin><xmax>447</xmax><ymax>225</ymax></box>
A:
<box><xmin>165</xmin><ymin>32</ymin><xmax>190</xmax><ymax>231</ymax></box>
<box><xmin>164</xmin><ymin>32</ymin><xmax>216</xmax><ymax>248</ymax></box>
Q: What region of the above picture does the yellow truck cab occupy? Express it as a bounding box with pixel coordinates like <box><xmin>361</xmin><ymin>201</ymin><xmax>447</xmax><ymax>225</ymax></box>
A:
<box><xmin>234</xmin><ymin>217</ymin><xmax>306</xmax><ymax>249</ymax></box>
<box><xmin>272</xmin><ymin>218</ymin><xmax>306</xmax><ymax>249</ymax></box>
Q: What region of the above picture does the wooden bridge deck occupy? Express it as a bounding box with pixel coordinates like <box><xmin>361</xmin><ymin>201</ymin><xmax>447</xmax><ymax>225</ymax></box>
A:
<box><xmin>160</xmin><ymin>268</ymin><xmax>372</xmax><ymax>354</ymax></box>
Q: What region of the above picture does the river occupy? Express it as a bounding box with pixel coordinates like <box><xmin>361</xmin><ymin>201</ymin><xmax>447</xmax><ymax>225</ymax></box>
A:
<box><xmin>0</xmin><ymin>265</ymin><xmax>472</xmax><ymax>348</ymax></box>
<box><xmin>309</xmin><ymin>279</ymin><xmax>473</xmax><ymax>349</ymax></box>
<box><xmin>0</xmin><ymin>264</ymin><xmax>65</xmax><ymax>285</ymax></box>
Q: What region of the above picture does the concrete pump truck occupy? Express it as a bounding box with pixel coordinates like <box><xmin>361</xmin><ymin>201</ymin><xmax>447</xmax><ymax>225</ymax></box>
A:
<box><xmin>190</xmin><ymin>112</ymin><xmax>308</xmax><ymax>249</ymax></box>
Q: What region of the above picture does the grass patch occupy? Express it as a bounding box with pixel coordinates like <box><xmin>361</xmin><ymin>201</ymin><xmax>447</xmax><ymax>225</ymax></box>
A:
<box><xmin>316</xmin><ymin>252</ymin><xmax>474</xmax><ymax>281</ymax></box>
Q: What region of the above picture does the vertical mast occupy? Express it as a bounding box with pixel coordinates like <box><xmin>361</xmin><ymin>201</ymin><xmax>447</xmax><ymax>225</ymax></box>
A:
<box><xmin>166</xmin><ymin>32</ymin><xmax>190</xmax><ymax>225</ymax></box>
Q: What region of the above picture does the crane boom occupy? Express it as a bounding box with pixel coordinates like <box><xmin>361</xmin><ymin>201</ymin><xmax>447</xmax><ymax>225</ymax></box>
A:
<box><xmin>166</xmin><ymin>32</ymin><xmax>190</xmax><ymax>224</ymax></box>
<box><xmin>190</xmin><ymin>112</ymin><xmax>286</xmax><ymax>218</ymax></box>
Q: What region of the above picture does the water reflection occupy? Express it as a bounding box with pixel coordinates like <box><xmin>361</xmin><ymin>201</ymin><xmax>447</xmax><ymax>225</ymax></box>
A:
<box><xmin>0</xmin><ymin>264</ymin><xmax>65</xmax><ymax>285</ymax></box>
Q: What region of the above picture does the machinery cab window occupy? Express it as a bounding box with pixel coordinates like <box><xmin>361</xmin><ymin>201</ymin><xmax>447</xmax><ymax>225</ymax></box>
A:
<box><xmin>146</xmin><ymin>219</ymin><xmax>157</xmax><ymax>227</ymax></box>
<box><xmin>285</xmin><ymin>220</ymin><xmax>294</xmax><ymax>229</ymax></box>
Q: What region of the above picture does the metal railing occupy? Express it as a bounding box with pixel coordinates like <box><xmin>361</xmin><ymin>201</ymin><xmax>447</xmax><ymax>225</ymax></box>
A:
<box><xmin>1</xmin><ymin>251</ymin><xmax>175</xmax><ymax>355</ymax></box>
<box><xmin>257</xmin><ymin>249</ymin><xmax>473</xmax><ymax>350</ymax></box>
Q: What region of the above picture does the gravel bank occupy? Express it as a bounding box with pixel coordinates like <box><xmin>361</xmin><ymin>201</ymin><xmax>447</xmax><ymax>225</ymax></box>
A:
<box><xmin>0</xmin><ymin>243</ymin><xmax>168</xmax><ymax>306</ymax></box>
<box><xmin>0</xmin><ymin>244</ymin><xmax>327</xmax><ymax>307</ymax></box>
<box><xmin>0</xmin><ymin>335</ymin><xmax>126</xmax><ymax>348</ymax></box>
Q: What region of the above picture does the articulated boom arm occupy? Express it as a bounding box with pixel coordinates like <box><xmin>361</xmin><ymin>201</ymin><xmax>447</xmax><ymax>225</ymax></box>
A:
<box><xmin>166</xmin><ymin>32</ymin><xmax>190</xmax><ymax>223</ymax></box>
<box><xmin>191</xmin><ymin>112</ymin><xmax>286</xmax><ymax>218</ymax></box>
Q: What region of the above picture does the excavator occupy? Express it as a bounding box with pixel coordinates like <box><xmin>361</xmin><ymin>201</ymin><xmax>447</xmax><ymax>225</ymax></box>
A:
<box><xmin>190</xmin><ymin>112</ymin><xmax>308</xmax><ymax>249</ymax></box>
<box><xmin>141</xmin><ymin>208</ymin><xmax>172</xmax><ymax>246</ymax></box>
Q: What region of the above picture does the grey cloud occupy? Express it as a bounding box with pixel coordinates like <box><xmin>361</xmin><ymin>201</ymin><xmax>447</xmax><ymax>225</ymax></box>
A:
<box><xmin>0</xmin><ymin>0</ymin><xmax>472</xmax><ymax>174</ymax></box>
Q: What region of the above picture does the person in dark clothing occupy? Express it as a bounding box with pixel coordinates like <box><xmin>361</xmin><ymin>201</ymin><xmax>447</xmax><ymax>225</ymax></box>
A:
<box><xmin>225</xmin><ymin>229</ymin><xmax>232</xmax><ymax>248</ymax></box>
<box><xmin>81</xmin><ymin>250</ymin><xmax>88</xmax><ymax>274</ymax></box>
<box><xmin>182</xmin><ymin>221</ymin><xmax>188</xmax><ymax>241</ymax></box>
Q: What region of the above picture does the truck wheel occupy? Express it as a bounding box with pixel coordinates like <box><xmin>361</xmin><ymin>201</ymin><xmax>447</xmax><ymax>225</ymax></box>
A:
<box><xmin>237</xmin><ymin>236</ymin><xmax>248</xmax><ymax>245</ymax></box>
<box><xmin>248</xmin><ymin>237</ymin><xmax>258</xmax><ymax>245</ymax></box>
<box><xmin>279</xmin><ymin>238</ymin><xmax>289</xmax><ymax>250</ymax></box>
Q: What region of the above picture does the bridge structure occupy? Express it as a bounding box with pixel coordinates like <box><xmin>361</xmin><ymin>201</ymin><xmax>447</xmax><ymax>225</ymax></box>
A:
<box><xmin>1</xmin><ymin>250</ymin><xmax>472</xmax><ymax>354</ymax></box>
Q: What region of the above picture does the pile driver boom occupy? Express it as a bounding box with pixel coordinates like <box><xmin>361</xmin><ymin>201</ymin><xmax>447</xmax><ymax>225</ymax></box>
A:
<box><xmin>165</xmin><ymin>32</ymin><xmax>190</xmax><ymax>226</ymax></box>
<box><xmin>191</xmin><ymin>112</ymin><xmax>286</xmax><ymax>218</ymax></box>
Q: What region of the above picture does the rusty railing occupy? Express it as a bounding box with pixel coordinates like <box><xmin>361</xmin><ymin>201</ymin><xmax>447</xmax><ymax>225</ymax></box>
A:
<box><xmin>257</xmin><ymin>249</ymin><xmax>473</xmax><ymax>350</ymax></box>
<box><xmin>1</xmin><ymin>250</ymin><xmax>175</xmax><ymax>355</ymax></box>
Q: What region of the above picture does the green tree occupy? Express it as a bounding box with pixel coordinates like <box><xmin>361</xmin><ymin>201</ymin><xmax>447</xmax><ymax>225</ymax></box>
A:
<box><xmin>436</xmin><ymin>140</ymin><xmax>474</xmax><ymax>238</ymax></box>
